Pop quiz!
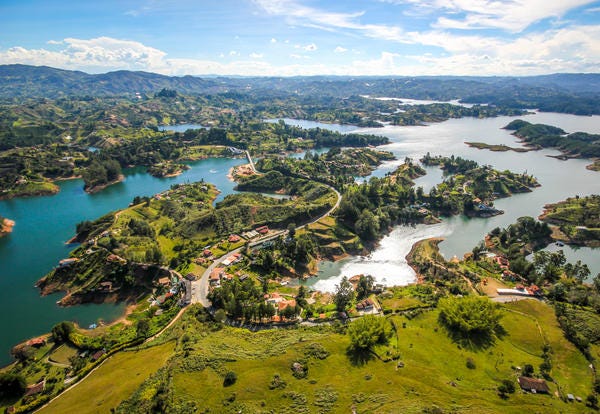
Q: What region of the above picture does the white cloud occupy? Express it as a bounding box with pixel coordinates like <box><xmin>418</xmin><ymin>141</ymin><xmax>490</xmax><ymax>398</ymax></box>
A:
<box><xmin>270</xmin><ymin>38</ymin><xmax>277</xmax><ymax>43</ymax></box>
<box><xmin>229</xmin><ymin>50</ymin><xmax>239</xmax><ymax>56</ymax></box>
<box><xmin>1</xmin><ymin>32</ymin><xmax>598</xmax><ymax>77</ymax></box>
<box><xmin>334</xmin><ymin>46</ymin><xmax>348</xmax><ymax>53</ymax></box>
<box><xmin>249</xmin><ymin>52</ymin><xmax>264</xmax><ymax>59</ymax></box>
<box><xmin>387</xmin><ymin>0</ymin><xmax>595</xmax><ymax>32</ymax></box>
<box><xmin>46</xmin><ymin>40</ymin><xmax>63</xmax><ymax>45</ymax></box>
<box><xmin>295</xmin><ymin>43</ymin><xmax>318</xmax><ymax>51</ymax></box>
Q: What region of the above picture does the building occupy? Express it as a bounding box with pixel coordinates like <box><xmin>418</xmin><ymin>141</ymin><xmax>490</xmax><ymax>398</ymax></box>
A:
<box><xmin>222</xmin><ymin>253</ymin><xmax>242</xmax><ymax>266</ymax></box>
<box><xmin>24</xmin><ymin>380</ymin><xmax>46</xmax><ymax>397</ymax></box>
<box><xmin>158</xmin><ymin>277</ymin><xmax>171</xmax><ymax>287</ymax></box>
<box><xmin>255</xmin><ymin>225</ymin><xmax>269</xmax><ymax>234</ymax></box>
<box><xmin>278</xmin><ymin>299</ymin><xmax>297</xmax><ymax>312</ymax></box>
<box><xmin>91</xmin><ymin>349</ymin><xmax>106</xmax><ymax>362</ymax></box>
<box><xmin>98</xmin><ymin>281</ymin><xmax>113</xmax><ymax>292</ymax></box>
<box><xmin>518</xmin><ymin>376</ymin><xmax>550</xmax><ymax>393</ymax></box>
<box><xmin>356</xmin><ymin>298</ymin><xmax>374</xmax><ymax>312</ymax></box>
<box><xmin>210</xmin><ymin>267</ymin><xmax>225</xmax><ymax>286</ymax></box>
<box><xmin>58</xmin><ymin>258</ymin><xmax>79</xmax><ymax>268</ymax></box>
<box><xmin>228</xmin><ymin>234</ymin><xmax>241</xmax><ymax>243</ymax></box>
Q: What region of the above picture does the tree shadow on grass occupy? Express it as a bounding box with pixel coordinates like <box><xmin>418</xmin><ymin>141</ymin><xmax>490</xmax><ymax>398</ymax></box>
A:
<box><xmin>440</xmin><ymin>321</ymin><xmax>507</xmax><ymax>352</ymax></box>
<box><xmin>346</xmin><ymin>346</ymin><xmax>375</xmax><ymax>366</ymax></box>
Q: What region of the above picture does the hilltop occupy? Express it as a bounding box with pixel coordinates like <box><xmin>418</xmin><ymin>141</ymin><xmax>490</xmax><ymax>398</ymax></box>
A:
<box><xmin>1</xmin><ymin>65</ymin><xmax>600</xmax><ymax>115</ymax></box>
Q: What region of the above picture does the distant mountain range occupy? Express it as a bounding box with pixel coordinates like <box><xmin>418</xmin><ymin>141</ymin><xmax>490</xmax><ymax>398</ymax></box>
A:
<box><xmin>1</xmin><ymin>65</ymin><xmax>599</xmax><ymax>114</ymax></box>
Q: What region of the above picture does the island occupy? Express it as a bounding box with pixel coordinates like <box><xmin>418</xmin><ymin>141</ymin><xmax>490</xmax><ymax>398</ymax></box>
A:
<box><xmin>465</xmin><ymin>141</ymin><xmax>532</xmax><ymax>153</ymax></box>
<box><xmin>539</xmin><ymin>195</ymin><xmax>600</xmax><ymax>247</ymax></box>
<box><xmin>504</xmin><ymin>119</ymin><xmax>600</xmax><ymax>171</ymax></box>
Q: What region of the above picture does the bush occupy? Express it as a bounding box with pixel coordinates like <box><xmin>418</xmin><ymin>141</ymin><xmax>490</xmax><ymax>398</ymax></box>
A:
<box><xmin>0</xmin><ymin>372</ymin><xmax>26</xmax><ymax>398</ymax></box>
<box><xmin>466</xmin><ymin>357</ymin><xmax>476</xmax><ymax>369</ymax></box>
<box><xmin>498</xmin><ymin>379</ymin><xmax>516</xmax><ymax>396</ymax></box>
<box><xmin>223</xmin><ymin>371</ymin><xmax>237</xmax><ymax>387</ymax></box>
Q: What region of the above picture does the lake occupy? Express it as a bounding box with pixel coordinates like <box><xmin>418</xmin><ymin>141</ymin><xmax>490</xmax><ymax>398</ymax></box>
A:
<box><xmin>311</xmin><ymin>112</ymin><xmax>600</xmax><ymax>290</ymax></box>
<box><xmin>1</xmin><ymin>112</ymin><xmax>599</xmax><ymax>364</ymax></box>
<box><xmin>0</xmin><ymin>157</ymin><xmax>242</xmax><ymax>365</ymax></box>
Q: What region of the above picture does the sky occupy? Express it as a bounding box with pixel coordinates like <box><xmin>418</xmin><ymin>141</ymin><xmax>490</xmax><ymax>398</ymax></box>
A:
<box><xmin>0</xmin><ymin>0</ymin><xmax>599</xmax><ymax>76</ymax></box>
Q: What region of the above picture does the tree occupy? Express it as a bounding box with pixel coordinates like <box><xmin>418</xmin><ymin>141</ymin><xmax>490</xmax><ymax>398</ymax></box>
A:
<box><xmin>51</xmin><ymin>321</ymin><xmax>74</xmax><ymax>344</ymax></box>
<box><xmin>356</xmin><ymin>275</ymin><xmax>374</xmax><ymax>300</ymax></box>
<box><xmin>355</xmin><ymin>209</ymin><xmax>379</xmax><ymax>241</ymax></box>
<box><xmin>214</xmin><ymin>309</ymin><xmax>227</xmax><ymax>323</ymax></box>
<box><xmin>438</xmin><ymin>295</ymin><xmax>503</xmax><ymax>337</ymax></box>
<box><xmin>0</xmin><ymin>372</ymin><xmax>26</xmax><ymax>399</ymax></box>
<box><xmin>11</xmin><ymin>345</ymin><xmax>35</xmax><ymax>364</ymax></box>
<box><xmin>295</xmin><ymin>285</ymin><xmax>308</xmax><ymax>308</ymax></box>
<box><xmin>498</xmin><ymin>379</ymin><xmax>515</xmax><ymax>396</ymax></box>
<box><xmin>136</xmin><ymin>318</ymin><xmax>150</xmax><ymax>338</ymax></box>
<box><xmin>587</xmin><ymin>394</ymin><xmax>598</xmax><ymax>408</ymax></box>
<box><xmin>287</xmin><ymin>222</ymin><xmax>296</xmax><ymax>238</ymax></box>
<box><xmin>333</xmin><ymin>276</ymin><xmax>355</xmax><ymax>311</ymax></box>
<box><xmin>522</xmin><ymin>364</ymin><xmax>534</xmax><ymax>377</ymax></box>
<box><xmin>347</xmin><ymin>315</ymin><xmax>392</xmax><ymax>351</ymax></box>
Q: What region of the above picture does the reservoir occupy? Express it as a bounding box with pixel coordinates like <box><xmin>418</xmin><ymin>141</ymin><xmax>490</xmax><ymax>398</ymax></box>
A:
<box><xmin>0</xmin><ymin>157</ymin><xmax>242</xmax><ymax>365</ymax></box>
<box><xmin>1</xmin><ymin>112</ymin><xmax>599</xmax><ymax>364</ymax></box>
<box><xmin>306</xmin><ymin>112</ymin><xmax>600</xmax><ymax>291</ymax></box>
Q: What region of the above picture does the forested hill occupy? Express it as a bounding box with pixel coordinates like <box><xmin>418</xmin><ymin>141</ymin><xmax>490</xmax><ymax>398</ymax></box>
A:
<box><xmin>1</xmin><ymin>64</ymin><xmax>600</xmax><ymax>114</ymax></box>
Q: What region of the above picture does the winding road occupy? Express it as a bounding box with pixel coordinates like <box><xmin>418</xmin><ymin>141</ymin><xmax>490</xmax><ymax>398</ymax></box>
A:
<box><xmin>192</xmin><ymin>183</ymin><xmax>341</xmax><ymax>308</ymax></box>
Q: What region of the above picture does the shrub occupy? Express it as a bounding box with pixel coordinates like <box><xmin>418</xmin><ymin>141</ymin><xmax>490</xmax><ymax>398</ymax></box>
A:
<box><xmin>466</xmin><ymin>357</ymin><xmax>476</xmax><ymax>369</ymax></box>
<box><xmin>0</xmin><ymin>372</ymin><xmax>26</xmax><ymax>398</ymax></box>
<box><xmin>223</xmin><ymin>371</ymin><xmax>237</xmax><ymax>387</ymax></box>
<box><xmin>498</xmin><ymin>379</ymin><xmax>516</xmax><ymax>396</ymax></box>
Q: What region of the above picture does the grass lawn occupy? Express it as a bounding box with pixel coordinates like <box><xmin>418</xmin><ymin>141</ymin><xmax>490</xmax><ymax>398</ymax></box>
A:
<box><xmin>39</xmin><ymin>341</ymin><xmax>175</xmax><ymax>414</ymax></box>
<box><xmin>48</xmin><ymin>344</ymin><xmax>78</xmax><ymax>365</ymax></box>
<box><xmin>40</xmin><ymin>300</ymin><xmax>594</xmax><ymax>413</ymax></box>
<box><xmin>167</xmin><ymin>301</ymin><xmax>593</xmax><ymax>413</ymax></box>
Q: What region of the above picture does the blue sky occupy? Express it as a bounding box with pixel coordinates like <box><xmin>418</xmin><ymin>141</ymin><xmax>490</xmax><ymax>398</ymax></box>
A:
<box><xmin>1</xmin><ymin>0</ymin><xmax>599</xmax><ymax>76</ymax></box>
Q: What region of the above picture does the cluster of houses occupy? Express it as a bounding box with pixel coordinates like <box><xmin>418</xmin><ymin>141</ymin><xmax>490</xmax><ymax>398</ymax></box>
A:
<box><xmin>241</xmin><ymin>225</ymin><xmax>270</xmax><ymax>240</ymax></box>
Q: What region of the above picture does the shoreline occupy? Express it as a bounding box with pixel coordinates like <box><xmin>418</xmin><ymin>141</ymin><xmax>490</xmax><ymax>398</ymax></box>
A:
<box><xmin>84</xmin><ymin>175</ymin><xmax>125</xmax><ymax>194</ymax></box>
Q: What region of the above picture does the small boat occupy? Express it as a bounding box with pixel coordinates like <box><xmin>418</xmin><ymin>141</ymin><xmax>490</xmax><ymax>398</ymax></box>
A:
<box><xmin>555</xmin><ymin>241</ymin><xmax>565</xmax><ymax>247</ymax></box>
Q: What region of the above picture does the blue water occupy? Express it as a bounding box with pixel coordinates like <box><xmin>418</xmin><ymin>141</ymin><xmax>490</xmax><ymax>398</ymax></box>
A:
<box><xmin>0</xmin><ymin>157</ymin><xmax>242</xmax><ymax>365</ymax></box>
<box><xmin>159</xmin><ymin>124</ymin><xmax>207</xmax><ymax>132</ymax></box>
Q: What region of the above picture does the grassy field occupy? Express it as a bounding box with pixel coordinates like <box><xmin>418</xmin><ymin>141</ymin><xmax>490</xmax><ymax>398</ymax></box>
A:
<box><xmin>39</xmin><ymin>341</ymin><xmax>175</xmax><ymax>414</ymax></box>
<box><xmin>37</xmin><ymin>299</ymin><xmax>595</xmax><ymax>413</ymax></box>
<box><xmin>48</xmin><ymin>344</ymin><xmax>78</xmax><ymax>365</ymax></box>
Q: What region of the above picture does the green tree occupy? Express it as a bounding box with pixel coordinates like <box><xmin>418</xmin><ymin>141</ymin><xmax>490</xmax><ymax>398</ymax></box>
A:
<box><xmin>0</xmin><ymin>372</ymin><xmax>27</xmax><ymax>399</ymax></box>
<box><xmin>438</xmin><ymin>295</ymin><xmax>502</xmax><ymax>337</ymax></box>
<box><xmin>334</xmin><ymin>276</ymin><xmax>355</xmax><ymax>312</ymax></box>
<box><xmin>498</xmin><ymin>379</ymin><xmax>515</xmax><ymax>396</ymax></box>
<box><xmin>51</xmin><ymin>321</ymin><xmax>74</xmax><ymax>344</ymax></box>
<box><xmin>356</xmin><ymin>275</ymin><xmax>374</xmax><ymax>300</ymax></box>
<box><xmin>136</xmin><ymin>318</ymin><xmax>150</xmax><ymax>338</ymax></box>
<box><xmin>295</xmin><ymin>285</ymin><xmax>308</xmax><ymax>308</ymax></box>
<box><xmin>347</xmin><ymin>315</ymin><xmax>392</xmax><ymax>351</ymax></box>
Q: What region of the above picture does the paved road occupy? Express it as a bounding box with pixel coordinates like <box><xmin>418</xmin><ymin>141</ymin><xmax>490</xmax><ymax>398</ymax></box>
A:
<box><xmin>193</xmin><ymin>183</ymin><xmax>342</xmax><ymax>308</ymax></box>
